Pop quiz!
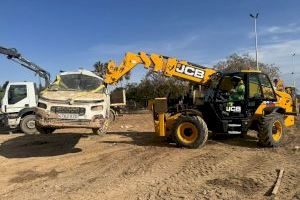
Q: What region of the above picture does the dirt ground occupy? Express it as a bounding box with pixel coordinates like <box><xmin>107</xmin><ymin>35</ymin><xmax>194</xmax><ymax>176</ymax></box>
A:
<box><xmin>0</xmin><ymin>113</ymin><xmax>299</xmax><ymax>200</ymax></box>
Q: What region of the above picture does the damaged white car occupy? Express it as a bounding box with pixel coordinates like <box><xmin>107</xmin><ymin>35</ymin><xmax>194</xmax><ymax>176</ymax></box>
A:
<box><xmin>35</xmin><ymin>69</ymin><xmax>111</xmax><ymax>135</ymax></box>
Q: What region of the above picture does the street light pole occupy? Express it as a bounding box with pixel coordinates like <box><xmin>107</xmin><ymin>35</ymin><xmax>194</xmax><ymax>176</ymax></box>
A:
<box><xmin>292</xmin><ymin>53</ymin><xmax>296</xmax><ymax>87</ymax></box>
<box><xmin>250</xmin><ymin>13</ymin><xmax>259</xmax><ymax>70</ymax></box>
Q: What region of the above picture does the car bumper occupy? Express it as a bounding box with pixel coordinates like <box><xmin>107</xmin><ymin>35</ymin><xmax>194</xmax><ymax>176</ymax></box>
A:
<box><xmin>35</xmin><ymin>107</ymin><xmax>105</xmax><ymax>129</ymax></box>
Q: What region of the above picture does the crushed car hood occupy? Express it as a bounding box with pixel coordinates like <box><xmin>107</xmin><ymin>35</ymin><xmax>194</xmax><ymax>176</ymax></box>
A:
<box><xmin>41</xmin><ymin>90</ymin><xmax>106</xmax><ymax>102</ymax></box>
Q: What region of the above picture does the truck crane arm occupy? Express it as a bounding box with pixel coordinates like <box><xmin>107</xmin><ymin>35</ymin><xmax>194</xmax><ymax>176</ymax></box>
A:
<box><xmin>104</xmin><ymin>51</ymin><xmax>216</xmax><ymax>86</ymax></box>
<box><xmin>0</xmin><ymin>46</ymin><xmax>51</xmax><ymax>86</ymax></box>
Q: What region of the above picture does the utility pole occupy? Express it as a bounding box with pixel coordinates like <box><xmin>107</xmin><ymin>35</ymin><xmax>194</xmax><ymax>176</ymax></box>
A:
<box><xmin>250</xmin><ymin>13</ymin><xmax>259</xmax><ymax>70</ymax></box>
<box><xmin>292</xmin><ymin>53</ymin><xmax>296</xmax><ymax>87</ymax></box>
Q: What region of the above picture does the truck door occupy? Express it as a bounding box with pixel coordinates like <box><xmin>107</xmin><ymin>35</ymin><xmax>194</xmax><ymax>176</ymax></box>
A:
<box><xmin>4</xmin><ymin>84</ymin><xmax>30</xmax><ymax>113</ymax></box>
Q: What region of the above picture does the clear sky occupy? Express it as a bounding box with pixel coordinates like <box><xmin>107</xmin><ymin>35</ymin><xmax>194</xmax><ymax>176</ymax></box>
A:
<box><xmin>0</xmin><ymin>0</ymin><xmax>300</xmax><ymax>88</ymax></box>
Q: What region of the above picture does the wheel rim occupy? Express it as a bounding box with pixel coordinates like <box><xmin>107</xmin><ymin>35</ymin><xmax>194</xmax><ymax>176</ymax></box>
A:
<box><xmin>177</xmin><ymin>122</ymin><xmax>198</xmax><ymax>144</ymax></box>
<box><xmin>26</xmin><ymin>120</ymin><xmax>36</xmax><ymax>129</ymax></box>
<box><xmin>272</xmin><ymin>120</ymin><xmax>282</xmax><ymax>141</ymax></box>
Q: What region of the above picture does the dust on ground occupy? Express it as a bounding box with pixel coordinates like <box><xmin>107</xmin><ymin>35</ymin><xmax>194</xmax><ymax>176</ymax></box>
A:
<box><xmin>0</xmin><ymin>113</ymin><xmax>299</xmax><ymax>200</ymax></box>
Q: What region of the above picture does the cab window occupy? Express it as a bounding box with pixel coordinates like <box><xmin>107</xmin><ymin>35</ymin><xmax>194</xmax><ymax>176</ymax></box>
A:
<box><xmin>259</xmin><ymin>74</ymin><xmax>276</xmax><ymax>100</ymax></box>
<box><xmin>216</xmin><ymin>74</ymin><xmax>245</xmax><ymax>102</ymax></box>
<box><xmin>8</xmin><ymin>85</ymin><xmax>27</xmax><ymax>104</ymax></box>
<box><xmin>249</xmin><ymin>74</ymin><xmax>263</xmax><ymax>99</ymax></box>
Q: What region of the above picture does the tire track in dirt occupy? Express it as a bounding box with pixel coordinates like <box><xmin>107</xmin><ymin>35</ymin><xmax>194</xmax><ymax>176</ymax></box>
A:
<box><xmin>133</xmin><ymin>146</ymin><xmax>233</xmax><ymax>200</ymax></box>
<box><xmin>1</xmin><ymin>146</ymin><xmax>143</xmax><ymax>199</ymax></box>
<box><xmin>133</xmin><ymin>143</ymin><xmax>300</xmax><ymax>200</ymax></box>
<box><xmin>0</xmin><ymin>114</ymin><xmax>299</xmax><ymax>200</ymax></box>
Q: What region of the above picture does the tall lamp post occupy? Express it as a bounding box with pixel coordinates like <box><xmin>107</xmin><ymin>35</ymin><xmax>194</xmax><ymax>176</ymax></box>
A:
<box><xmin>292</xmin><ymin>53</ymin><xmax>296</xmax><ymax>87</ymax></box>
<box><xmin>250</xmin><ymin>13</ymin><xmax>259</xmax><ymax>70</ymax></box>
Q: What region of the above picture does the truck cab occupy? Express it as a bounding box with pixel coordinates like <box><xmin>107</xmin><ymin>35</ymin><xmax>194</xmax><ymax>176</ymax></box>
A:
<box><xmin>35</xmin><ymin>69</ymin><xmax>111</xmax><ymax>135</ymax></box>
<box><xmin>0</xmin><ymin>81</ymin><xmax>38</xmax><ymax>134</ymax></box>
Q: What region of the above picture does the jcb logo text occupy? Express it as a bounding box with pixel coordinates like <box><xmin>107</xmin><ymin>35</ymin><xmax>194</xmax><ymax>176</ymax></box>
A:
<box><xmin>226</xmin><ymin>106</ymin><xmax>241</xmax><ymax>113</ymax></box>
<box><xmin>175</xmin><ymin>65</ymin><xmax>205</xmax><ymax>79</ymax></box>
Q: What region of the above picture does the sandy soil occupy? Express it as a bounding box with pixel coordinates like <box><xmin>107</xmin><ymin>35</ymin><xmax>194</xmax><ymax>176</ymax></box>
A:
<box><xmin>0</xmin><ymin>113</ymin><xmax>299</xmax><ymax>200</ymax></box>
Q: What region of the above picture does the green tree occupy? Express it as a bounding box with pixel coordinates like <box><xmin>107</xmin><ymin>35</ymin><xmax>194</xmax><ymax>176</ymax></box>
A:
<box><xmin>124</xmin><ymin>71</ymin><xmax>190</xmax><ymax>106</ymax></box>
<box><xmin>214</xmin><ymin>53</ymin><xmax>279</xmax><ymax>80</ymax></box>
<box><xmin>142</xmin><ymin>71</ymin><xmax>189</xmax><ymax>99</ymax></box>
<box><xmin>93</xmin><ymin>61</ymin><xmax>107</xmax><ymax>76</ymax></box>
<box><xmin>125</xmin><ymin>82</ymin><xmax>139</xmax><ymax>100</ymax></box>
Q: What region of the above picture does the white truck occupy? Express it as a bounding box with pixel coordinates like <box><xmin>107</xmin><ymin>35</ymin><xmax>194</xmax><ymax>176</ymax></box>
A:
<box><xmin>0</xmin><ymin>46</ymin><xmax>50</xmax><ymax>134</ymax></box>
<box><xmin>0</xmin><ymin>81</ymin><xmax>39</xmax><ymax>134</ymax></box>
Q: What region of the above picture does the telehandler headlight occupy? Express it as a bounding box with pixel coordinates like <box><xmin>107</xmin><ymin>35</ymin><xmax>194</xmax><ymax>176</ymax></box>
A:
<box><xmin>91</xmin><ymin>105</ymin><xmax>103</xmax><ymax>111</ymax></box>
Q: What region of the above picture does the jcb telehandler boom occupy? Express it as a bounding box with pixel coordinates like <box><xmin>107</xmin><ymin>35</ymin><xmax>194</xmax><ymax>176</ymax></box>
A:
<box><xmin>105</xmin><ymin>51</ymin><xmax>216</xmax><ymax>85</ymax></box>
<box><xmin>105</xmin><ymin>51</ymin><xmax>297</xmax><ymax>148</ymax></box>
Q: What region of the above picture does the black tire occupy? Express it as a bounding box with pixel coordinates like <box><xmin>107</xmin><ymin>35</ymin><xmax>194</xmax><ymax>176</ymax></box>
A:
<box><xmin>92</xmin><ymin>120</ymin><xmax>109</xmax><ymax>136</ymax></box>
<box><xmin>36</xmin><ymin>124</ymin><xmax>55</xmax><ymax>134</ymax></box>
<box><xmin>172</xmin><ymin>115</ymin><xmax>208</xmax><ymax>148</ymax></box>
<box><xmin>109</xmin><ymin>109</ymin><xmax>116</xmax><ymax>123</ymax></box>
<box><xmin>20</xmin><ymin>115</ymin><xmax>38</xmax><ymax>134</ymax></box>
<box><xmin>258</xmin><ymin>113</ymin><xmax>285</xmax><ymax>147</ymax></box>
<box><xmin>240</xmin><ymin>131</ymin><xmax>248</xmax><ymax>138</ymax></box>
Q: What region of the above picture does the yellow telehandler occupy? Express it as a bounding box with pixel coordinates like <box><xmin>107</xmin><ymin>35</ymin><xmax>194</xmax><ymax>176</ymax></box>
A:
<box><xmin>104</xmin><ymin>52</ymin><xmax>298</xmax><ymax>148</ymax></box>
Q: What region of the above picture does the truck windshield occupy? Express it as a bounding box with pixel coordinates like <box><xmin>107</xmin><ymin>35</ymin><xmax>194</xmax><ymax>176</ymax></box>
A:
<box><xmin>48</xmin><ymin>74</ymin><xmax>104</xmax><ymax>92</ymax></box>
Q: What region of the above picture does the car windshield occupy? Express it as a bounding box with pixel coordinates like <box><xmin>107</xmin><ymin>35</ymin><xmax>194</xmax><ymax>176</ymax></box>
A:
<box><xmin>48</xmin><ymin>74</ymin><xmax>104</xmax><ymax>92</ymax></box>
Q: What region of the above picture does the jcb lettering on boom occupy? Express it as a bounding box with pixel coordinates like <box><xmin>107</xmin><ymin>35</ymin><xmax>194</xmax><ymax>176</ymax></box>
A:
<box><xmin>175</xmin><ymin>64</ymin><xmax>205</xmax><ymax>79</ymax></box>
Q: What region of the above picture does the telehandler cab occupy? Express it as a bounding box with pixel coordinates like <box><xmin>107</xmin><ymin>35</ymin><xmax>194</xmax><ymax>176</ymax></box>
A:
<box><xmin>104</xmin><ymin>52</ymin><xmax>298</xmax><ymax>148</ymax></box>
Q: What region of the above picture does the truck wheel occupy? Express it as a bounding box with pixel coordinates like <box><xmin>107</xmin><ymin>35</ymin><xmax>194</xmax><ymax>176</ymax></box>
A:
<box><xmin>109</xmin><ymin>109</ymin><xmax>116</xmax><ymax>123</ymax></box>
<box><xmin>36</xmin><ymin>124</ymin><xmax>55</xmax><ymax>134</ymax></box>
<box><xmin>92</xmin><ymin>120</ymin><xmax>109</xmax><ymax>136</ymax></box>
<box><xmin>172</xmin><ymin>115</ymin><xmax>208</xmax><ymax>148</ymax></box>
<box><xmin>258</xmin><ymin>113</ymin><xmax>285</xmax><ymax>147</ymax></box>
<box><xmin>20</xmin><ymin>115</ymin><xmax>38</xmax><ymax>134</ymax></box>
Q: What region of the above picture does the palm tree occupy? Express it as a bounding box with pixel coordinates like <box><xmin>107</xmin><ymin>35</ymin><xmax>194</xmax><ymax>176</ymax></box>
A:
<box><xmin>93</xmin><ymin>61</ymin><xmax>107</xmax><ymax>76</ymax></box>
<box><xmin>93</xmin><ymin>60</ymin><xmax>131</xmax><ymax>82</ymax></box>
